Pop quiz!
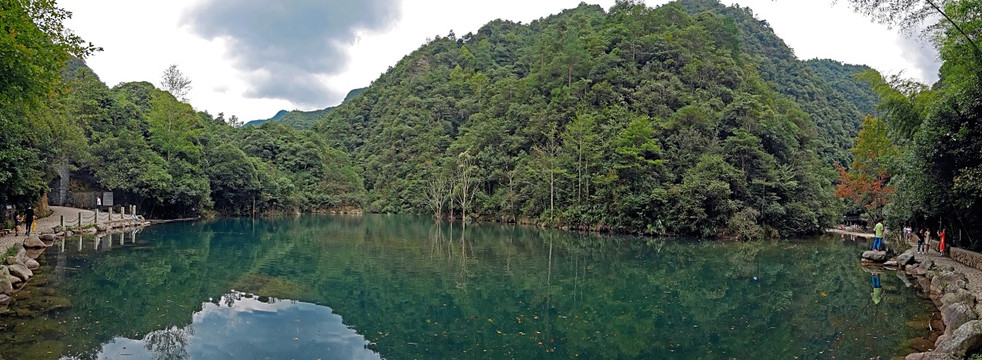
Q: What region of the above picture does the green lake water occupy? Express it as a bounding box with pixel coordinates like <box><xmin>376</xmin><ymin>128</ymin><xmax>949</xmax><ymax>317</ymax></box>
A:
<box><xmin>0</xmin><ymin>215</ymin><xmax>935</xmax><ymax>359</ymax></box>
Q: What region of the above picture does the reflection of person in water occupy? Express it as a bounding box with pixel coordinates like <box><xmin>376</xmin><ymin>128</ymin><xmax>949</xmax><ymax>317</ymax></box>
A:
<box><xmin>871</xmin><ymin>273</ymin><xmax>882</xmax><ymax>305</ymax></box>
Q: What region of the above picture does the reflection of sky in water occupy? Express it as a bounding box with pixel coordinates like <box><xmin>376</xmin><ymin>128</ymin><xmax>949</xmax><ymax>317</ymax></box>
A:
<box><xmin>91</xmin><ymin>291</ymin><xmax>381</xmax><ymax>360</ymax></box>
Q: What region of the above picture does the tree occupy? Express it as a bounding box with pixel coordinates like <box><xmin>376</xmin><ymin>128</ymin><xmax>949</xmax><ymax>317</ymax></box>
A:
<box><xmin>0</xmin><ymin>0</ymin><xmax>97</xmax><ymax>207</ymax></box>
<box><xmin>161</xmin><ymin>65</ymin><xmax>192</xmax><ymax>102</ymax></box>
<box><xmin>834</xmin><ymin>115</ymin><xmax>899</xmax><ymax>222</ymax></box>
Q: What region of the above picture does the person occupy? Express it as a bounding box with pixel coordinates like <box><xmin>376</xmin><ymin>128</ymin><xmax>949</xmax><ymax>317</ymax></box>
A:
<box><xmin>24</xmin><ymin>206</ymin><xmax>34</xmax><ymax>236</ymax></box>
<box><xmin>924</xmin><ymin>227</ymin><xmax>932</xmax><ymax>254</ymax></box>
<box><xmin>13</xmin><ymin>214</ymin><xmax>21</xmax><ymax>236</ymax></box>
<box><xmin>96</xmin><ymin>195</ymin><xmax>102</xmax><ymax>212</ymax></box>
<box><xmin>917</xmin><ymin>229</ymin><xmax>926</xmax><ymax>254</ymax></box>
<box><xmin>873</xmin><ymin>220</ymin><xmax>884</xmax><ymax>251</ymax></box>
<box><xmin>871</xmin><ymin>273</ymin><xmax>882</xmax><ymax>305</ymax></box>
<box><xmin>938</xmin><ymin>228</ymin><xmax>947</xmax><ymax>257</ymax></box>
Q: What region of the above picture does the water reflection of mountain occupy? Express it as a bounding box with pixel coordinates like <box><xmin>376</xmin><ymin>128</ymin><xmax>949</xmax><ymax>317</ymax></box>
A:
<box><xmin>93</xmin><ymin>291</ymin><xmax>381</xmax><ymax>360</ymax></box>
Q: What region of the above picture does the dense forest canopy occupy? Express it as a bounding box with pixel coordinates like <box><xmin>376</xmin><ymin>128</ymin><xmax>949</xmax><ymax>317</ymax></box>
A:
<box><xmin>6</xmin><ymin>0</ymin><xmax>932</xmax><ymax>241</ymax></box>
<box><xmin>314</xmin><ymin>0</ymin><xmax>878</xmax><ymax>237</ymax></box>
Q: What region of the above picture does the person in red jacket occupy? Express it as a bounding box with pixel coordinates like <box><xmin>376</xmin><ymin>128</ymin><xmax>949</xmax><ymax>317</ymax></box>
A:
<box><xmin>938</xmin><ymin>228</ymin><xmax>947</xmax><ymax>256</ymax></box>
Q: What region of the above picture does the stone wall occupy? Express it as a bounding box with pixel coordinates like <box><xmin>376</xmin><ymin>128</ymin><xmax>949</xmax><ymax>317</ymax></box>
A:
<box><xmin>950</xmin><ymin>248</ymin><xmax>982</xmax><ymax>272</ymax></box>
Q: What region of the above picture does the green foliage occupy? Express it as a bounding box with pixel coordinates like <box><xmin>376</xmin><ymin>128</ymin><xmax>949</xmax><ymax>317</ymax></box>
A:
<box><xmin>314</xmin><ymin>0</ymin><xmax>865</xmax><ymax>237</ymax></box>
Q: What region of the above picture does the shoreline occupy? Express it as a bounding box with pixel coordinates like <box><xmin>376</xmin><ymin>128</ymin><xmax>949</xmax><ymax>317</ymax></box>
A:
<box><xmin>1</xmin><ymin>206</ymin><xmax>153</xmax><ymax>304</ymax></box>
<box><xmin>858</xmin><ymin>232</ymin><xmax>982</xmax><ymax>359</ymax></box>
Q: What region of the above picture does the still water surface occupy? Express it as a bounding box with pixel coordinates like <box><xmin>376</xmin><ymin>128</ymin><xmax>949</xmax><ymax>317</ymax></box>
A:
<box><xmin>1</xmin><ymin>215</ymin><xmax>933</xmax><ymax>359</ymax></box>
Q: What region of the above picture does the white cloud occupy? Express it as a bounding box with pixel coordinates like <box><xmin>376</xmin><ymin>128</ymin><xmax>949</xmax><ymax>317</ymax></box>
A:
<box><xmin>61</xmin><ymin>0</ymin><xmax>941</xmax><ymax>121</ymax></box>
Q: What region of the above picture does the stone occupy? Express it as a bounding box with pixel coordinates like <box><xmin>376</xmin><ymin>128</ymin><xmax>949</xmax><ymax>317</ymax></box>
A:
<box><xmin>4</xmin><ymin>256</ymin><xmax>16</xmax><ymax>265</ymax></box>
<box><xmin>862</xmin><ymin>250</ymin><xmax>889</xmax><ymax>262</ymax></box>
<box><xmin>908</xmin><ymin>337</ymin><xmax>936</xmax><ymax>352</ymax></box>
<box><xmin>23</xmin><ymin>236</ymin><xmax>46</xmax><ymax>248</ymax></box>
<box><xmin>932</xmin><ymin>273</ymin><xmax>968</xmax><ymax>295</ymax></box>
<box><xmin>905</xmin><ymin>352</ymin><xmax>957</xmax><ymax>360</ymax></box>
<box><xmin>935</xmin><ymin>320</ymin><xmax>982</xmax><ymax>357</ymax></box>
<box><xmin>23</xmin><ymin>258</ymin><xmax>39</xmax><ymax>271</ymax></box>
<box><xmin>55</xmin><ymin>232</ymin><xmax>65</xmax><ymax>237</ymax></box>
<box><xmin>942</xmin><ymin>302</ymin><xmax>978</xmax><ymax>336</ymax></box>
<box><xmin>38</xmin><ymin>233</ymin><xmax>56</xmax><ymax>242</ymax></box>
<box><xmin>885</xmin><ymin>260</ymin><xmax>899</xmax><ymax>267</ymax></box>
<box><xmin>23</xmin><ymin>248</ymin><xmax>43</xmax><ymax>260</ymax></box>
<box><xmin>95</xmin><ymin>224</ymin><xmax>108</xmax><ymax>232</ymax></box>
<box><xmin>941</xmin><ymin>289</ymin><xmax>976</xmax><ymax>308</ymax></box>
<box><xmin>7</xmin><ymin>264</ymin><xmax>32</xmax><ymax>281</ymax></box>
<box><xmin>0</xmin><ymin>293</ymin><xmax>9</xmax><ymax>303</ymax></box>
<box><xmin>898</xmin><ymin>250</ymin><xmax>916</xmax><ymax>266</ymax></box>
<box><xmin>4</xmin><ymin>275</ymin><xmax>19</xmax><ymax>286</ymax></box>
<box><xmin>83</xmin><ymin>227</ymin><xmax>97</xmax><ymax>234</ymax></box>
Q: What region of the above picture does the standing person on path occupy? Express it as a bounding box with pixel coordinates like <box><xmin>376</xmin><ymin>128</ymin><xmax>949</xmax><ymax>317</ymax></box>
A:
<box><xmin>96</xmin><ymin>195</ymin><xmax>102</xmax><ymax>212</ymax></box>
<box><xmin>24</xmin><ymin>206</ymin><xmax>34</xmax><ymax>236</ymax></box>
<box><xmin>873</xmin><ymin>220</ymin><xmax>884</xmax><ymax>251</ymax></box>
<box><xmin>938</xmin><ymin>228</ymin><xmax>947</xmax><ymax>257</ymax></box>
<box><xmin>917</xmin><ymin>229</ymin><xmax>926</xmax><ymax>254</ymax></box>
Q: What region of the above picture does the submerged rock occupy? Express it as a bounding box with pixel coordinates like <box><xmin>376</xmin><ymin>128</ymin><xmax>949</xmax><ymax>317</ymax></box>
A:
<box><xmin>0</xmin><ymin>275</ymin><xmax>11</xmax><ymax>295</ymax></box>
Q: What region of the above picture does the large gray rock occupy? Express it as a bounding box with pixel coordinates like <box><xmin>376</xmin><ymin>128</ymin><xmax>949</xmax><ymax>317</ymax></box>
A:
<box><xmin>897</xmin><ymin>250</ymin><xmax>916</xmax><ymax>266</ymax></box>
<box><xmin>905</xmin><ymin>352</ymin><xmax>957</xmax><ymax>360</ymax></box>
<box><xmin>4</xmin><ymin>256</ymin><xmax>16</xmax><ymax>265</ymax></box>
<box><xmin>932</xmin><ymin>273</ymin><xmax>968</xmax><ymax>294</ymax></box>
<box><xmin>4</xmin><ymin>274</ymin><xmax>19</xmax><ymax>286</ymax></box>
<box><xmin>38</xmin><ymin>233</ymin><xmax>57</xmax><ymax>242</ymax></box>
<box><xmin>941</xmin><ymin>289</ymin><xmax>976</xmax><ymax>308</ymax></box>
<box><xmin>935</xmin><ymin>320</ymin><xmax>982</xmax><ymax>357</ymax></box>
<box><xmin>23</xmin><ymin>258</ymin><xmax>39</xmax><ymax>271</ymax></box>
<box><xmin>23</xmin><ymin>235</ymin><xmax>46</xmax><ymax>248</ymax></box>
<box><xmin>7</xmin><ymin>264</ymin><xmax>32</xmax><ymax>281</ymax></box>
<box><xmin>863</xmin><ymin>250</ymin><xmax>889</xmax><ymax>262</ymax></box>
<box><xmin>943</xmin><ymin>302</ymin><xmax>978</xmax><ymax>336</ymax></box>
<box><xmin>0</xmin><ymin>293</ymin><xmax>9</xmax><ymax>303</ymax></box>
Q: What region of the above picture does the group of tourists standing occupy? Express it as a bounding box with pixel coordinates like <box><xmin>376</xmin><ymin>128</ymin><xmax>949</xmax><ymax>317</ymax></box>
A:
<box><xmin>869</xmin><ymin>221</ymin><xmax>948</xmax><ymax>256</ymax></box>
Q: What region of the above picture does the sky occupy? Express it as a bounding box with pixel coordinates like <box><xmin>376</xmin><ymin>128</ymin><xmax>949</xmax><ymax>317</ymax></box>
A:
<box><xmin>61</xmin><ymin>0</ymin><xmax>942</xmax><ymax>122</ymax></box>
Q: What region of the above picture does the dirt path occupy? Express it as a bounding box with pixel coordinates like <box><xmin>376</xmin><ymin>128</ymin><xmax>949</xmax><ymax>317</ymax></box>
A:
<box><xmin>0</xmin><ymin>206</ymin><xmax>133</xmax><ymax>254</ymax></box>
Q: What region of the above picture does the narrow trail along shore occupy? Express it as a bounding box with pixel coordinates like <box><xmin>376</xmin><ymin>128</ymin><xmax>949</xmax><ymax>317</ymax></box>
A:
<box><xmin>0</xmin><ymin>206</ymin><xmax>138</xmax><ymax>254</ymax></box>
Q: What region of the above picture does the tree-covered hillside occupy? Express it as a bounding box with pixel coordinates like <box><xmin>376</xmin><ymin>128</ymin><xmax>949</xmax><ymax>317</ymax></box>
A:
<box><xmin>56</xmin><ymin>60</ymin><xmax>365</xmax><ymax>217</ymax></box>
<box><xmin>315</xmin><ymin>0</ymin><xmax>876</xmax><ymax>237</ymax></box>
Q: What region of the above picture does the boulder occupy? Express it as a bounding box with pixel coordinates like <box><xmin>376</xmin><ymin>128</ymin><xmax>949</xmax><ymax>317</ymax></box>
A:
<box><xmin>897</xmin><ymin>250</ymin><xmax>916</xmax><ymax>266</ymax></box>
<box><xmin>22</xmin><ymin>248</ymin><xmax>43</xmax><ymax>260</ymax></box>
<box><xmin>4</xmin><ymin>275</ymin><xmax>19</xmax><ymax>286</ymax></box>
<box><xmin>935</xmin><ymin>320</ymin><xmax>982</xmax><ymax>357</ymax></box>
<box><xmin>885</xmin><ymin>260</ymin><xmax>899</xmax><ymax>267</ymax></box>
<box><xmin>4</xmin><ymin>256</ymin><xmax>16</xmax><ymax>265</ymax></box>
<box><xmin>941</xmin><ymin>289</ymin><xmax>976</xmax><ymax>308</ymax></box>
<box><xmin>863</xmin><ymin>250</ymin><xmax>889</xmax><ymax>262</ymax></box>
<box><xmin>54</xmin><ymin>232</ymin><xmax>65</xmax><ymax>237</ymax></box>
<box><xmin>82</xmin><ymin>227</ymin><xmax>97</xmax><ymax>234</ymax></box>
<box><xmin>932</xmin><ymin>273</ymin><xmax>968</xmax><ymax>294</ymax></box>
<box><xmin>23</xmin><ymin>258</ymin><xmax>39</xmax><ymax>271</ymax></box>
<box><xmin>38</xmin><ymin>233</ymin><xmax>56</xmax><ymax>242</ymax></box>
<box><xmin>942</xmin><ymin>302</ymin><xmax>978</xmax><ymax>336</ymax></box>
<box><xmin>95</xmin><ymin>224</ymin><xmax>108</xmax><ymax>232</ymax></box>
<box><xmin>23</xmin><ymin>236</ymin><xmax>46</xmax><ymax>249</ymax></box>
<box><xmin>0</xmin><ymin>293</ymin><xmax>9</xmax><ymax>303</ymax></box>
<box><xmin>905</xmin><ymin>352</ymin><xmax>957</xmax><ymax>360</ymax></box>
<box><xmin>7</xmin><ymin>264</ymin><xmax>32</xmax><ymax>281</ymax></box>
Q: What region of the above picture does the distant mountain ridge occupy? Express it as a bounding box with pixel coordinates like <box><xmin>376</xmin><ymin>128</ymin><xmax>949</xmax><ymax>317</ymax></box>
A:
<box><xmin>243</xmin><ymin>87</ymin><xmax>367</xmax><ymax>129</ymax></box>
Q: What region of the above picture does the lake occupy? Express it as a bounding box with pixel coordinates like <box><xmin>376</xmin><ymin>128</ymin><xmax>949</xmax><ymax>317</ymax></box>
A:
<box><xmin>0</xmin><ymin>215</ymin><xmax>934</xmax><ymax>359</ymax></box>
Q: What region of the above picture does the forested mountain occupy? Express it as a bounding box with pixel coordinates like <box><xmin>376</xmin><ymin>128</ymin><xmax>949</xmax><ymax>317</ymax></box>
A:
<box><xmin>56</xmin><ymin>60</ymin><xmax>365</xmax><ymax>217</ymax></box>
<box><xmin>4</xmin><ymin>0</ymin><xmax>885</xmax><ymax>239</ymax></box>
<box><xmin>242</xmin><ymin>88</ymin><xmax>367</xmax><ymax>129</ymax></box>
<box><xmin>313</xmin><ymin>0</ymin><xmax>875</xmax><ymax>237</ymax></box>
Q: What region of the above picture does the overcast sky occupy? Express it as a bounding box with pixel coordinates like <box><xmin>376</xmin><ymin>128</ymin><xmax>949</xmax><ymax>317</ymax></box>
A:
<box><xmin>61</xmin><ymin>0</ymin><xmax>941</xmax><ymax>121</ymax></box>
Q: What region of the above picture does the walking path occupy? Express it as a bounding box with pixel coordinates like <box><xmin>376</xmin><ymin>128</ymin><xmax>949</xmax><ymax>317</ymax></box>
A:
<box><xmin>0</xmin><ymin>206</ymin><xmax>132</xmax><ymax>254</ymax></box>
